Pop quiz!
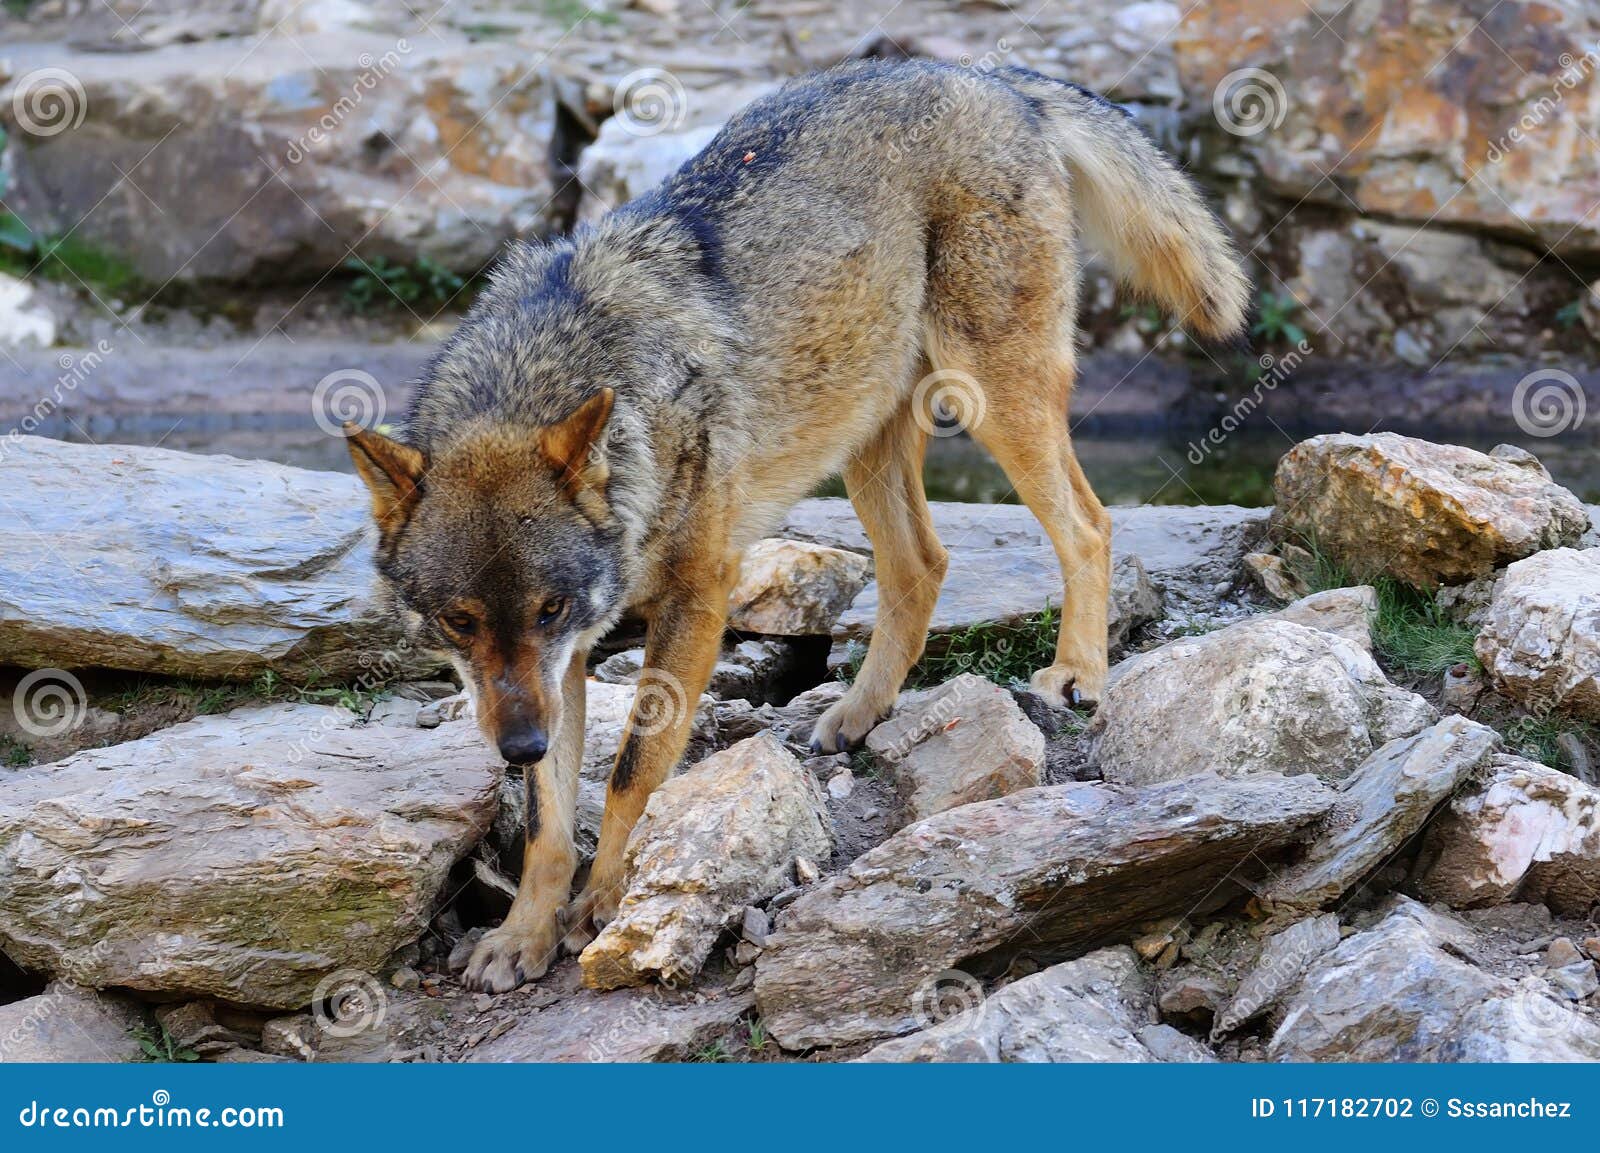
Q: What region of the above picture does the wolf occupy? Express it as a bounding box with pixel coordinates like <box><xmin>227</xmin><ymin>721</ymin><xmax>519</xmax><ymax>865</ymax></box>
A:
<box><xmin>345</xmin><ymin>59</ymin><xmax>1250</xmax><ymax>992</ymax></box>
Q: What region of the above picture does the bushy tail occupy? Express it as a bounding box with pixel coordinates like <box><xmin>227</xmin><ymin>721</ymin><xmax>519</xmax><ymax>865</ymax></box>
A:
<box><xmin>1004</xmin><ymin>70</ymin><xmax>1251</xmax><ymax>341</ymax></box>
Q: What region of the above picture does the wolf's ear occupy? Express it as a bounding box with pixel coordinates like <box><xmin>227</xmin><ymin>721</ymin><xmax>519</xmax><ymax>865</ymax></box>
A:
<box><xmin>538</xmin><ymin>388</ymin><xmax>613</xmax><ymax>492</ymax></box>
<box><xmin>344</xmin><ymin>424</ymin><xmax>427</xmax><ymax>535</ymax></box>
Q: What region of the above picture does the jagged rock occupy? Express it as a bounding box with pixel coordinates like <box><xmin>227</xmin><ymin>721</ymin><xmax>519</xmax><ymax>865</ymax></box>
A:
<box><xmin>1271</xmin><ymin>433</ymin><xmax>1588</xmax><ymax>588</ymax></box>
<box><xmin>1178</xmin><ymin>2</ymin><xmax>1600</xmax><ymax>258</ymax></box>
<box><xmin>1109</xmin><ymin>553</ymin><xmax>1164</xmax><ymax>647</ymax></box>
<box><xmin>0</xmin><ymin>703</ymin><xmax>500</xmax><ymax>1009</ymax></box>
<box><xmin>860</xmin><ymin>948</ymin><xmax>1205</xmax><ymax>1063</ymax></box>
<box><xmin>1269</xmin><ymin>898</ymin><xmax>1600</xmax><ymax>1061</ymax></box>
<box><xmin>726</xmin><ymin>538</ymin><xmax>870</xmax><ymax>636</ymax></box>
<box><xmin>1419</xmin><ymin>754</ymin><xmax>1600</xmax><ymax>916</ymax></box>
<box><xmin>470</xmin><ymin>985</ymin><xmax>753</xmax><ymax>1062</ymax></box>
<box><xmin>1261</xmin><ymin>716</ymin><xmax>1500</xmax><ymax>913</ymax></box>
<box><xmin>596</xmin><ymin>639</ymin><xmax>792</xmax><ymax>703</ymax></box>
<box><xmin>0</xmin><ymin>438</ymin><xmax>425</xmax><ymax>683</ymax></box>
<box><xmin>779</xmin><ymin>499</ymin><xmax>1267</xmax><ymax>638</ymax></box>
<box><xmin>1090</xmin><ymin>619</ymin><xmax>1434</xmax><ymax>787</ymax></box>
<box><xmin>1475</xmin><ymin>548</ymin><xmax>1600</xmax><ymax>720</ymax></box>
<box><xmin>755</xmin><ymin>772</ymin><xmax>1337</xmax><ymax>1049</ymax></box>
<box><xmin>581</xmin><ymin>734</ymin><xmax>830</xmax><ymax>990</ymax></box>
<box><xmin>0</xmin><ymin>35</ymin><xmax>552</xmax><ymax>284</ymax></box>
<box><xmin>864</xmin><ymin>674</ymin><xmax>1044</xmax><ymax>821</ymax></box>
<box><xmin>1243</xmin><ymin>552</ymin><xmax>1307</xmax><ymax>602</ymax></box>
<box><xmin>1261</xmin><ymin>586</ymin><xmax>1376</xmax><ymax>651</ymax></box>
<box><xmin>1210</xmin><ymin>914</ymin><xmax>1341</xmax><ymax>1040</ymax></box>
<box><xmin>0</xmin><ymin>983</ymin><xmax>144</xmax><ymax>1063</ymax></box>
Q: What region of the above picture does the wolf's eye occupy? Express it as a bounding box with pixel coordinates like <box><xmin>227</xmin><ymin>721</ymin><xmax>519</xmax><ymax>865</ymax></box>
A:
<box><xmin>439</xmin><ymin>612</ymin><xmax>476</xmax><ymax>639</ymax></box>
<box><xmin>537</xmin><ymin>597</ymin><xmax>567</xmax><ymax>626</ymax></box>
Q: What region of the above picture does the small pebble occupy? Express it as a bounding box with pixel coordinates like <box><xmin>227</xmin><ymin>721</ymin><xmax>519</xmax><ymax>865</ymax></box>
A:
<box><xmin>795</xmin><ymin>856</ymin><xmax>821</xmax><ymax>885</ymax></box>
<box><xmin>741</xmin><ymin>905</ymin><xmax>771</xmax><ymax>945</ymax></box>
<box><xmin>827</xmin><ymin>769</ymin><xmax>855</xmax><ymax>800</ymax></box>
<box><xmin>389</xmin><ymin>965</ymin><xmax>421</xmax><ymax>991</ymax></box>
<box><xmin>1546</xmin><ymin>937</ymin><xmax>1584</xmax><ymax>969</ymax></box>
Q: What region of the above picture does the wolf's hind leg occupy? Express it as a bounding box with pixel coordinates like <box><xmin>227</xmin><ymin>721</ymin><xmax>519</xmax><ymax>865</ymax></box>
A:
<box><xmin>811</xmin><ymin>400</ymin><xmax>947</xmax><ymax>752</ymax></box>
<box><xmin>464</xmin><ymin>646</ymin><xmax>587</xmax><ymax>993</ymax></box>
<box><xmin>958</xmin><ymin>350</ymin><xmax>1111</xmax><ymax>705</ymax></box>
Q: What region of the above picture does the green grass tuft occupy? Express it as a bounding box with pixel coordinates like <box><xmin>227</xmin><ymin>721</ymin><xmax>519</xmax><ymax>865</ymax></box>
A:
<box><xmin>906</xmin><ymin>603</ymin><xmax>1060</xmax><ymax>690</ymax></box>
<box><xmin>129</xmin><ymin>1022</ymin><xmax>200</xmax><ymax>1064</ymax></box>
<box><xmin>343</xmin><ymin>255</ymin><xmax>469</xmax><ymax>314</ymax></box>
<box><xmin>1368</xmin><ymin>578</ymin><xmax>1480</xmax><ymax>676</ymax></box>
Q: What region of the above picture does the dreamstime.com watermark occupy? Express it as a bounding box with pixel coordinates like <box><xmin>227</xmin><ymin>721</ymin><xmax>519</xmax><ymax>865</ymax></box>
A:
<box><xmin>886</xmin><ymin>39</ymin><xmax>1012</xmax><ymax>163</ymax></box>
<box><xmin>16</xmin><ymin>1091</ymin><xmax>283</xmax><ymax>1130</ymax></box>
<box><xmin>613</xmin><ymin>68</ymin><xmax>688</xmax><ymax>138</ymax></box>
<box><xmin>10</xmin><ymin>67</ymin><xmax>87</xmax><ymax>137</ymax></box>
<box><xmin>284</xmin><ymin>40</ymin><xmax>412</xmax><ymax>164</ymax></box>
<box><xmin>1485</xmin><ymin>39</ymin><xmax>1600</xmax><ymax>164</ymax></box>
<box><xmin>1511</xmin><ymin>367</ymin><xmax>1586</xmax><ymax>437</ymax></box>
<box><xmin>0</xmin><ymin>340</ymin><xmax>116</xmax><ymax>464</ymax></box>
<box><xmin>1212</xmin><ymin>67</ymin><xmax>1287</xmax><ymax>138</ymax></box>
<box><xmin>1187</xmin><ymin>339</ymin><xmax>1314</xmax><ymax>464</ymax></box>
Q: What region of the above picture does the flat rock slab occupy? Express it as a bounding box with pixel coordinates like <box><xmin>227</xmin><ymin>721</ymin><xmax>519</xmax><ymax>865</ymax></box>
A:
<box><xmin>1475</xmin><ymin>548</ymin><xmax>1600</xmax><ymax>720</ymax></box>
<box><xmin>581</xmin><ymin>734</ymin><xmax>830</xmax><ymax>990</ymax></box>
<box><xmin>0</xmin><ymin>437</ymin><xmax>422</xmax><ymax>683</ymax></box>
<box><xmin>1090</xmin><ymin>618</ymin><xmax>1435</xmax><ymax>787</ymax></box>
<box><xmin>0</xmin><ymin>702</ymin><xmax>500</xmax><ymax>1009</ymax></box>
<box><xmin>1261</xmin><ymin>715</ymin><xmax>1501</xmax><ymax>914</ymax></box>
<box><xmin>0</xmin><ymin>982</ymin><xmax>145</xmax><ymax>1063</ymax></box>
<box><xmin>778</xmin><ymin>500</ymin><xmax>1267</xmax><ymax>639</ymax></box>
<box><xmin>865</xmin><ymin>674</ymin><xmax>1044</xmax><ymax>821</ymax></box>
<box><xmin>860</xmin><ymin>947</ymin><xmax>1212</xmax><ymax>1063</ymax></box>
<box><xmin>1420</xmin><ymin>753</ymin><xmax>1600</xmax><ymax>916</ymax></box>
<box><xmin>1210</xmin><ymin>915</ymin><xmax>1341</xmax><ymax>1040</ymax></box>
<box><xmin>754</xmin><ymin>772</ymin><xmax>1337</xmax><ymax>1050</ymax></box>
<box><xmin>469</xmin><ymin>986</ymin><xmax>753</xmax><ymax>1062</ymax></box>
<box><xmin>1271</xmin><ymin>432</ymin><xmax>1589</xmax><ymax>588</ymax></box>
<box><xmin>1260</xmin><ymin>586</ymin><xmax>1377</xmax><ymax>650</ymax></box>
<box><xmin>1269</xmin><ymin>898</ymin><xmax>1600</xmax><ymax>1061</ymax></box>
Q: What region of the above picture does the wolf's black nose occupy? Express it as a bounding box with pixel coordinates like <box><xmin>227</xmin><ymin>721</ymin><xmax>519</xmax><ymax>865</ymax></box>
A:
<box><xmin>498</xmin><ymin>728</ymin><xmax>549</xmax><ymax>766</ymax></box>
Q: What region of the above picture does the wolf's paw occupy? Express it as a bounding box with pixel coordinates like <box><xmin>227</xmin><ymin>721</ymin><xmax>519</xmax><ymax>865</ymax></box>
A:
<box><xmin>463</xmin><ymin>916</ymin><xmax>561</xmax><ymax>993</ymax></box>
<box><xmin>1030</xmin><ymin>662</ymin><xmax>1105</xmax><ymax>710</ymax></box>
<box><xmin>561</xmin><ymin>884</ymin><xmax>620</xmax><ymax>953</ymax></box>
<box><xmin>809</xmin><ymin>689</ymin><xmax>890</xmax><ymax>754</ymax></box>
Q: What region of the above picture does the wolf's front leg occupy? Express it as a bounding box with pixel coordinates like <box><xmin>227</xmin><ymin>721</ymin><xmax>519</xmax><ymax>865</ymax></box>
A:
<box><xmin>564</xmin><ymin>554</ymin><xmax>736</xmax><ymax>953</ymax></box>
<box><xmin>464</xmin><ymin>648</ymin><xmax>587</xmax><ymax>992</ymax></box>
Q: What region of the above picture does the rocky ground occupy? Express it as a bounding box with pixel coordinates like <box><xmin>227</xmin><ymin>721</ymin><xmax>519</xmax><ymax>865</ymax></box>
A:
<box><xmin>1</xmin><ymin>429</ymin><xmax>1599</xmax><ymax>1063</ymax></box>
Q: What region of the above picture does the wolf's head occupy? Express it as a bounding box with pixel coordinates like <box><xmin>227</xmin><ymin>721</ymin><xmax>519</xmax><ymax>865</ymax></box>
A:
<box><xmin>345</xmin><ymin>389</ymin><xmax>624</xmax><ymax>766</ymax></box>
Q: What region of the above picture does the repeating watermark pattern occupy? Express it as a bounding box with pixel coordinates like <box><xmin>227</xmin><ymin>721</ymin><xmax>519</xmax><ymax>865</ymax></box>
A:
<box><xmin>11</xmin><ymin>668</ymin><xmax>87</xmax><ymax>739</ymax></box>
<box><xmin>1212</xmin><ymin>68</ymin><xmax>1288</xmax><ymax>138</ymax></box>
<box><xmin>629</xmin><ymin>668</ymin><xmax>689</xmax><ymax>739</ymax></box>
<box><xmin>886</xmin><ymin>40</ymin><xmax>1011</xmax><ymax>164</ymax></box>
<box><xmin>0</xmin><ymin>340</ymin><xmax>116</xmax><ymax>464</ymax></box>
<box><xmin>911</xmin><ymin>968</ymin><xmax>986</xmax><ymax>1030</ymax></box>
<box><xmin>1187</xmin><ymin>339</ymin><xmax>1314</xmax><ymax>464</ymax></box>
<box><xmin>613</xmin><ymin>69</ymin><xmax>688</xmax><ymax>138</ymax></box>
<box><xmin>912</xmin><ymin>367</ymin><xmax>987</xmax><ymax>438</ymax></box>
<box><xmin>313</xmin><ymin>367</ymin><xmax>386</xmax><ymax>437</ymax></box>
<box><xmin>1485</xmin><ymin>41</ymin><xmax>1600</xmax><ymax>163</ymax></box>
<box><xmin>10</xmin><ymin>67</ymin><xmax>88</xmax><ymax>137</ymax></box>
<box><xmin>284</xmin><ymin>41</ymin><xmax>412</xmax><ymax>164</ymax></box>
<box><xmin>311</xmin><ymin>969</ymin><xmax>388</xmax><ymax>1039</ymax></box>
<box><xmin>285</xmin><ymin>639</ymin><xmax>417</xmax><ymax>764</ymax></box>
<box><xmin>1511</xmin><ymin>367</ymin><xmax>1585</xmax><ymax>438</ymax></box>
<box><xmin>1502</xmin><ymin>976</ymin><xmax>1589</xmax><ymax>1046</ymax></box>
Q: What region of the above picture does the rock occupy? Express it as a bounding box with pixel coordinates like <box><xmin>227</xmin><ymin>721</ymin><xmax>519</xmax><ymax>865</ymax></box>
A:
<box><xmin>1243</xmin><ymin>552</ymin><xmax>1307</xmax><ymax>602</ymax></box>
<box><xmin>1210</xmin><ymin>914</ymin><xmax>1341</xmax><ymax>1040</ymax></box>
<box><xmin>778</xmin><ymin>500</ymin><xmax>1267</xmax><ymax>639</ymax></box>
<box><xmin>0</xmin><ymin>983</ymin><xmax>144</xmax><ymax>1063</ymax></box>
<box><xmin>261</xmin><ymin>1016</ymin><xmax>316</xmax><ymax>1061</ymax></box>
<box><xmin>755</xmin><ymin>772</ymin><xmax>1336</xmax><ymax>1049</ymax></box>
<box><xmin>578</xmin><ymin>123</ymin><xmax>722</xmax><ymax>219</ymax></box>
<box><xmin>1109</xmin><ymin>553</ymin><xmax>1164</xmax><ymax>647</ymax></box>
<box><xmin>1177</xmin><ymin>2</ymin><xmax>1600</xmax><ymax>258</ymax></box>
<box><xmin>860</xmin><ymin>948</ymin><xmax>1200</xmax><ymax>1063</ymax></box>
<box><xmin>580</xmin><ymin>734</ymin><xmax>831</xmax><ymax>990</ymax></box>
<box><xmin>1548</xmin><ymin>960</ymin><xmax>1599</xmax><ymax>1001</ymax></box>
<box><xmin>0</xmin><ymin>35</ymin><xmax>552</xmax><ymax>284</ymax></box>
<box><xmin>1090</xmin><ymin>619</ymin><xmax>1434</xmax><ymax>787</ymax></box>
<box><xmin>1269</xmin><ymin>898</ymin><xmax>1600</xmax><ymax>1061</ymax></box>
<box><xmin>0</xmin><ymin>271</ymin><xmax>55</xmax><ymax>348</ymax></box>
<box><xmin>826</xmin><ymin>769</ymin><xmax>855</xmax><ymax>800</ymax></box>
<box><xmin>726</xmin><ymin>538</ymin><xmax>870</xmax><ymax>636</ymax></box>
<box><xmin>1441</xmin><ymin>662</ymin><xmax>1486</xmax><ymax>714</ymax></box>
<box><xmin>1261</xmin><ymin>716</ymin><xmax>1500</xmax><ymax>914</ymax></box>
<box><xmin>863</xmin><ymin>674</ymin><xmax>1044</xmax><ymax>821</ymax></box>
<box><xmin>1547</xmin><ymin>937</ymin><xmax>1585</xmax><ymax>969</ymax></box>
<box><xmin>0</xmin><ymin>438</ymin><xmax>425</xmax><ymax>683</ymax></box>
<box><xmin>1157</xmin><ymin>973</ymin><xmax>1227</xmax><ymax>1023</ymax></box>
<box><xmin>597</xmin><ymin>639</ymin><xmax>791</xmax><ymax>703</ymax></box>
<box><xmin>1419</xmin><ymin>754</ymin><xmax>1600</xmax><ymax>916</ymax></box>
<box><xmin>0</xmin><ymin>702</ymin><xmax>500</xmax><ymax>1009</ymax></box>
<box><xmin>1271</xmin><ymin>433</ymin><xmax>1588</xmax><ymax>588</ymax></box>
<box><xmin>154</xmin><ymin>1001</ymin><xmax>253</xmax><ymax>1057</ymax></box>
<box><xmin>470</xmin><ymin>985</ymin><xmax>753</xmax><ymax>1062</ymax></box>
<box><xmin>1475</xmin><ymin>548</ymin><xmax>1600</xmax><ymax>720</ymax></box>
<box><xmin>1260</xmin><ymin>586</ymin><xmax>1376</xmax><ymax>650</ymax></box>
